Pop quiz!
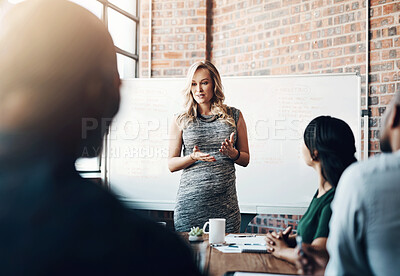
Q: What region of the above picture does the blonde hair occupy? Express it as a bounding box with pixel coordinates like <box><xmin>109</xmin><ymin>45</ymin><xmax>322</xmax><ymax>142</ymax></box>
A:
<box><xmin>176</xmin><ymin>60</ymin><xmax>235</xmax><ymax>129</ymax></box>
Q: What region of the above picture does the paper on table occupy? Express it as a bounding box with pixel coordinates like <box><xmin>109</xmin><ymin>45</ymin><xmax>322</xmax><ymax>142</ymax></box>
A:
<box><xmin>214</xmin><ymin>245</ymin><xmax>269</xmax><ymax>254</ymax></box>
<box><xmin>225</xmin><ymin>234</ymin><xmax>267</xmax><ymax>245</ymax></box>
<box><xmin>214</xmin><ymin>234</ymin><xmax>269</xmax><ymax>253</ymax></box>
<box><xmin>215</xmin><ymin>246</ymin><xmax>242</xmax><ymax>253</ymax></box>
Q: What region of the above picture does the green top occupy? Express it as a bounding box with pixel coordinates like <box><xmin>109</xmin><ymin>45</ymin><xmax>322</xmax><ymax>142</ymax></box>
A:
<box><xmin>297</xmin><ymin>188</ymin><xmax>335</xmax><ymax>244</ymax></box>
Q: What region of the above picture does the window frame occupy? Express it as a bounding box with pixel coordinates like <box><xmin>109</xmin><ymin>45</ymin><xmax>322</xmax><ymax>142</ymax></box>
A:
<box><xmin>78</xmin><ymin>0</ymin><xmax>140</xmax><ymax>173</ymax></box>
<box><xmin>99</xmin><ymin>0</ymin><xmax>140</xmax><ymax>78</ymax></box>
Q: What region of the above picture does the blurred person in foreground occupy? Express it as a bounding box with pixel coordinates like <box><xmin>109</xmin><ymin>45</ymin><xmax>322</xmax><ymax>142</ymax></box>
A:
<box><xmin>0</xmin><ymin>0</ymin><xmax>201</xmax><ymax>275</ymax></box>
<box><xmin>296</xmin><ymin>92</ymin><xmax>400</xmax><ymax>275</ymax></box>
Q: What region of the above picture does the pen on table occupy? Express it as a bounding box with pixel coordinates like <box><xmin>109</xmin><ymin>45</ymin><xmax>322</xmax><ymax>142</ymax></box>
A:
<box><xmin>296</xmin><ymin>235</ymin><xmax>304</xmax><ymax>256</ymax></box>
<box><xmin>227</xmin><ymin>243</ymin><xmax>266</xmax><ymax>248</ymax></box>
<box><xmin>211</xmin><ymin>243</ymin><xmax>225</xmax><ymax>247</ymax></box>
<box><xmin>211</xmin><ymin>243</ymin><xmax>235</xmax><ymax>247</ymax></box>
<box><xmin>232</xmin><ymin>234</ymin><xmax>257</xmax><ymax>238</ymax></box>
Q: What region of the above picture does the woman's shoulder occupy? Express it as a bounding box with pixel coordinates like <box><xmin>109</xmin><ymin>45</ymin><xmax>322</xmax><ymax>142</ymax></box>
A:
<box><xmin>226</xmin><ymin>105</ymin><xmax>240</xmax><ymax>113</ymax></box>
<box><xmin>175</xmin><ymin>111</ymin><xmax>199</xmax><ymax>131</ymax></box>
<box><xmin>225</xmin><ymin>105</ymin><xmax>241</xmax><ymax>124</ymax></box>
<box><xmin>174</xmin><ymin>111</ymin><xmax>192</xmax><ymax>125</ymax></box>
<box><xmin>313</xmin><ymin>188</ymin><xmax>335</xmax><ymax>204</ymax></box>
<box><xmin>324</xmin><ymin>187</ymin><xmax>336</xmax><ymax>201</ymax></box>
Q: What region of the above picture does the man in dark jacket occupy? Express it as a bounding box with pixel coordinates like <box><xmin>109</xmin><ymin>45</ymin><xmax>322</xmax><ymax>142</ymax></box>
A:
<box><xmin>0</xmin><ymin>1</ymin><xmax>202</xmax><ymax>275</ymax></box>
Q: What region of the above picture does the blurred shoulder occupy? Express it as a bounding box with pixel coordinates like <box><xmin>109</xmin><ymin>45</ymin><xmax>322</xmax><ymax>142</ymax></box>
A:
<box><xmin>338</xmin><ymin>151</ymin><xmax>400</xmax><ymax>196</ymax></box>
<box><xmin>73</xmin><ymin>177</ymin><xmax>199</xmax><ymax>274</ymax></box>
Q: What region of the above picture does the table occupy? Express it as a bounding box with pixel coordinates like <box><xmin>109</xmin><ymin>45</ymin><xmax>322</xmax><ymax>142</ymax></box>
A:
<box><xmin>205</xmin><ymin>246</ymin><xmax>298</xmax><ymax>276</ymax></box>
<box><xmin>185</xmin><ymin>234</ymin><xmax>298</xmax><ymax>276</ymax></box>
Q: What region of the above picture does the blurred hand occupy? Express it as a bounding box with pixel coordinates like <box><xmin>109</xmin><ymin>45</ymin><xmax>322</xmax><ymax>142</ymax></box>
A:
<box><xmin>295</xmin><ymin>243</ymin><xmax>329</xmax><ymax>275</ymax></box>
<box><xmin>282</xmin><ymin>226</ymin><xmax>292</xmax><ymax>243</ymax></box>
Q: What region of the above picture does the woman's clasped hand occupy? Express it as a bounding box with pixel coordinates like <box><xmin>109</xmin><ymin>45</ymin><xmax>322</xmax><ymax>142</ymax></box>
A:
<box><xmin>265</xmin><ymin>226</ymin><xmax>294</xmax><ymax>257</ymax></box>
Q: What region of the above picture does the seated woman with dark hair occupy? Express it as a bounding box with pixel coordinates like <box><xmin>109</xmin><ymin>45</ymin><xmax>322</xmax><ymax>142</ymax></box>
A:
<box><xmin>265</xmin><ymin>116</ymin><xmax>357</xmax><ymax>264</ymax></box>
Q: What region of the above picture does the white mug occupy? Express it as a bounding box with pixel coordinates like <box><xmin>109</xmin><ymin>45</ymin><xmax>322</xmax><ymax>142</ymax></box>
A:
<box><xmin>202</xmin><ymin>218</ymin><xmax>226</xmax><ymax>244</ymax></box>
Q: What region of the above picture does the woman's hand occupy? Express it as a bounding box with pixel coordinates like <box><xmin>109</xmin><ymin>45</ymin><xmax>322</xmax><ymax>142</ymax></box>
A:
<box><xmin>281</xmin><ymin>226</ymin><xmax>292</xmax><ymax>243</ymax></box>
<box><xmin>219</xmin><ymin>132</ymin><xmax>238</xmax><ymax>159</ymax></box>
<box><xmin>191</xmin><ymin>145</ymin><xmax>216</xmax><ymax>162</ymax></box>
<box><xmin>265</xmin><ymin>226</ymin><xmax>292</xmax><ymax>246</ymax></box>
<box><xmin>265</xmin><ymin>231</ymin><xmax>291</xmax><ymax>258</ymax></box>
<box><xmin>168</xmin><ymin>117</ymin><xmax>216</xmax><ymax>172</ymax></box>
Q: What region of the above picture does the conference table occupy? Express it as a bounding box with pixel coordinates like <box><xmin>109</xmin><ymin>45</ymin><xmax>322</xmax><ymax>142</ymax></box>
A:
<box><xmin>185</xmin><ymin>234</ymin><xmax>298</xmax><ymax>276</ymax></box>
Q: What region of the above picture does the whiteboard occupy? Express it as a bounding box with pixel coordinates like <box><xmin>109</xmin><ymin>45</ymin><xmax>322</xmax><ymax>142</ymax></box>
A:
<box><xmin>106</xmin><ymin>74</ymin><xmax>361</xmax><ymax>214</ymax></box>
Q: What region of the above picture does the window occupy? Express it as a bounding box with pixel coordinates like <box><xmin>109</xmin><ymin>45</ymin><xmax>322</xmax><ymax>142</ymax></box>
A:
<box><xmin>70</xmin><ymin>0</ymin><xmax>139</xmax><ymax>78</ymax></box>
<box><xmin>70</xmin><ymin>0</ymin><xmax>140</xmax><ymax>173</ymax></box>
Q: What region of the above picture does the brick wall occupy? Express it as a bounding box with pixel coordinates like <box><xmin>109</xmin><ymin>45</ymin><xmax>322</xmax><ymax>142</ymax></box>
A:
<box><xmin>368</xmin><ymin>0</ymin><xmax>400</xmax><ymax>154</ymax></box>
<box><xmin>211</xmin><ymin>0</ymin><xmax>367</xmax><ymax>77</ymax></box>
<box><xmin>246</xmin><ymin>214</ymin><xmax>303</xmax><ymax>234</ymax></box>
<box><xmin>139</xmin><ymin>0</ymin><xmax>207</xmax><ymax>77</ymax></box>
<box><xmin>138</xmin><ymin>0</ymin><xmax>400</xmax><ymax>233</ymax></box>
<box><xmin>141</xmin><ymin>210</ymin><xmax>303</xmax><ymax>234</ymax></box>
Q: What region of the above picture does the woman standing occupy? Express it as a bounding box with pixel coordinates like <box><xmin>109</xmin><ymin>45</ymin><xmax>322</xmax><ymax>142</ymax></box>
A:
<box><xmin>168</xmin><ymin>61</ymin><xmax>250</xmax><ymax>233</ymax></box>
<box><xmin>265</xmin><ymin>116</ymin><xmax>357</xmax><ymax>264</ymax></box>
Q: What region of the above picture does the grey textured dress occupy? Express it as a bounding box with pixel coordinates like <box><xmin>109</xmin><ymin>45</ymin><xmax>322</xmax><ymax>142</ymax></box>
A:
<box><xmin>174</xmin><ymin>106</ymin><xmax>241</xmax><ymax>233</ymax></box>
